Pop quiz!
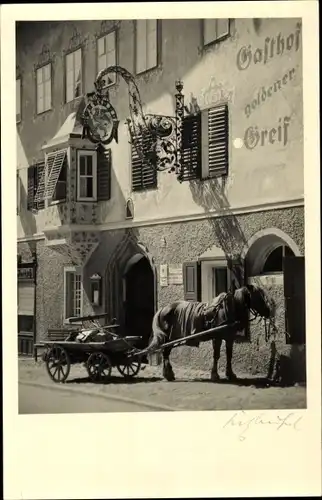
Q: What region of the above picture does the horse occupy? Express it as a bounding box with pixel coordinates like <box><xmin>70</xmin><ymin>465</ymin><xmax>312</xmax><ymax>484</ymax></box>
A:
<box><xmin>146</xmin><ymin>284</ymin><xmax>272</xmax><ymax>382</ymax></box>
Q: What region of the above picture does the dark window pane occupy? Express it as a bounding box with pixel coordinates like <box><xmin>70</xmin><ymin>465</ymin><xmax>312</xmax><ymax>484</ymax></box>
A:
<box><xmin>80</xmin><ymin>156</ymin><xmax>86</xmax><ymax>175</ymax></box>
<box><xmin>18</xmin><ymin>315</ymin><xmax>34</xmax><ymax>333</ymax></box>
<box><xmin>86</xmin><ymin>156</ymin><xmax>93</xmax><ymax>175</ymax></box>
<box><xmin>86</xmin><ymin>177</ymin><xmax>93</xmax><ymax>198</ymax></box>
<box><xmin>214</xmin><ymin>268</ymin><xmax>227</xmax><ymax>295</ymax></box>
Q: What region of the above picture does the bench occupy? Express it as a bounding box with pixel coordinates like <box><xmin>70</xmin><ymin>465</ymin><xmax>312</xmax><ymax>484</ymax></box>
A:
<box><xmin>34</xmin><ymin>328</ymin><xmax>79</xmax><ymax>361</ymax></box>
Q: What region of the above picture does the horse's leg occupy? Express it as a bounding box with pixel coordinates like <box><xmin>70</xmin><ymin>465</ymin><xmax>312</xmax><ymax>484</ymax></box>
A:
<box><xmin>162</xmin><ymin>347</ymin><xmax>175</xmax><ymax>381</ymax></box>
<box><xmin>211</xmin><ymin>337</ymin><xmax>222</xmax><ymax>382</ymax></box>
<box><xmin>225</xmin><ymin>337</ymin><xmax>238</xmax><ymax>381</ymax></box>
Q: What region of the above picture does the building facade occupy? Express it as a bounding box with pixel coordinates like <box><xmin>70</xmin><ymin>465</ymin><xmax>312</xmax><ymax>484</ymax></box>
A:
<box><xmin>17</xmin><ymin>18</ymin><xmax>305</xmax><ymax>378</ymax></box>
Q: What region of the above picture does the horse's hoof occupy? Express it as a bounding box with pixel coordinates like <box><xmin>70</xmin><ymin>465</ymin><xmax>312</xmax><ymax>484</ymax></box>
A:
<box><xmin>211</xmin><ymin>372</ymin><xmax>220</xmax><ymax>382</ymax></box>
<box><xmin>226</xmin><ymin>372</ymin><xmax>238</xmax><ymax>382</ymax></box>
<box><xmin>163</xmin><ymin>370</ymin><xmax>175</xmax><ymax>382</ymax></box>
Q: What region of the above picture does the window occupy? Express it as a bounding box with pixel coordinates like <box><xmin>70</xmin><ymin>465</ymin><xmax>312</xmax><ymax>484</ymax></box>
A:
<box><xmin>203</xmin><ymin>19</ymin><xmax>230</xmax><ymax>46</ymax></box>
<box><xmin>16</xmin><ymin>78</ymin><xmax>21</xmax><ymax>122</ymax></box>
<box><xmin>65</xmin><ymin>49</ymin><xmax>82</xmax><ymax>103</ymax></box>
<box><xmin>97</xmin><ymin>31</ymin><xmax>116</xmax><ymax>86</ymax></box>
<box><xmin>262</xmin><ymin>245</ymin><xmax>295</xmax><ymax>274</ymax></box>
<box><xmin>36</xmin><ymin>63</ymin><xmax>51</xmax><ymax>114</ymax></box>
<box><xmin>135</xmin><ymin>19</ymin><xmax>158</xmax><ymax>74</ymax></box>
<box><xmin>131</xmin><ymin>132</ymin><xmax>157</xmax><ymax>191</ymax></box>
<box><xmin>212</xmin><ymin>267</ymin><xmax>228</xmax><ymax>297</ymax></box>
<box><xmin>180</xmin><ymin>104</ymin><xmax>229</xmax><ymax>181</ymax></box>
<box><xmin>34</xmin><ymin>149</ymin><xmax>67</xmax><ymax>207</ymax></box>
<box><xmin>77</xmin><ymin>150</ymin><xmax>97</xmax><ymax>201</ymax></box>
<box><xmin>64</xmin><ymin>267</ymin><xmax>83</xmax><ymax>320</ymax></box>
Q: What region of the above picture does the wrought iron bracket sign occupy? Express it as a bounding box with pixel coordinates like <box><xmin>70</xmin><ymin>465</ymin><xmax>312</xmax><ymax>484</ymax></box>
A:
<box><xmin>81</xmin><ymin>65</ymin><xmax>186</xmax><ymax>179</ymax></box>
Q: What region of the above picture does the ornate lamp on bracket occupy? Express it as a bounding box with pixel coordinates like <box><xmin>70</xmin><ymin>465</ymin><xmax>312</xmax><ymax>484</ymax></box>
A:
<box><xmin>81</xmin><ymin>65</ymin><xmax>185</xmax><ymax>180</ymax></box>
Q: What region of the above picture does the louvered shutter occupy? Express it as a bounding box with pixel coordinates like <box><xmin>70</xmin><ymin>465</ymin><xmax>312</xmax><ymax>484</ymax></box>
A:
<box><xmin>180</xmin><ymin>114</ymin><xmax>201</xmax><ymax>181</ymax></box>
<box><xmin>201</xmin><ymin>104</ymin><xmax>228</xmax><ymax>179</ymax></box>
<box><xmin>43</xmin><ymin>149</ymin><xmax>67</xmax><ymax>200</ymax></box>
<box><xmin>36</xmin><ymin>161</ymin><xmax>45</xmax><ymax>210</ymax></box>
<box><xmin>183</xmin><ymin>261</ymin><xmax>201</xmax><ymax>301</ymax></box>
<box><xmin>131</xmin><ymin>132</ymin><xmax>157</xmax><ymax>192</ymax></box>
<box><xmin>97</xmin><ymin>148</ymin><xmax>111</xmax><ymax>201</ymax></box>
<box><xmin>27</xmin><ymin>166</ymin><xmax>36</xmax><ymax>211</ymax></box>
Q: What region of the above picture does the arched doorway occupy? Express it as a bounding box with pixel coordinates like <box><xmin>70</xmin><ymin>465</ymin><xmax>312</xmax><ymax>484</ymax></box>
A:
<box><xmin>123</xmin><ymin>255</ymin><xmax>155</xmax><ymax>349</ymax></box>
<box><xmin>242</xmin><ymin>229</ymin><xmax>305</xmax><ymax>345</ymax></box>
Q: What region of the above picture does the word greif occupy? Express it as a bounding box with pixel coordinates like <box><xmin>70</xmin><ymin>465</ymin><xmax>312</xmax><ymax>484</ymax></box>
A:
<box><xmin>244</xmin><ymin>116</ymin><xmax>291</xmax><ymax>150</ymax></box>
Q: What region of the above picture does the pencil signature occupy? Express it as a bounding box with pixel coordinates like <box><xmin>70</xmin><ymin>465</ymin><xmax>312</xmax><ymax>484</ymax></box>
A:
<box><xmin>223</xmin><ymin>410</ymin><xmax>303</xmax><ymax>441</ymax></box>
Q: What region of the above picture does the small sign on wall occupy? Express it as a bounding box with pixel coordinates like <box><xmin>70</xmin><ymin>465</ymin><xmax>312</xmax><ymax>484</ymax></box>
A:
<box><xmin>168</xmin><ymin>265</ymin><xmax>183</xmax><ymax>285</ymax></box>
<box><xmin>160</xmin><ymin>264</ymin><xmax>168</xmax><ymax>287</ymax></box>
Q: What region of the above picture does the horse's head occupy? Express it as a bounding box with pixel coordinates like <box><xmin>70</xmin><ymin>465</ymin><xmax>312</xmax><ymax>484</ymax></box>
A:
<box><xmin>234</xmin><ymin>284</ymin><xmax>272</xmax><ymax>321</ymax></box>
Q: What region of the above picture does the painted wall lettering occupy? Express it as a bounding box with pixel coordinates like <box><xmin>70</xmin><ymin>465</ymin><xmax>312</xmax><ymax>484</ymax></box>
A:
<box><xmin>236</xmin><ymin>23</ymin><xmax>301</xmax><ymax>71</ymax></box>
<box><xmin>244</xmin><ymin>116</ymin><xmax>291</xmax><ymax>150</ymax></box>
<box><xmin>245</xmin><ymin>68</ymin><xmax>296</xmax><ymax>118</ymax></box>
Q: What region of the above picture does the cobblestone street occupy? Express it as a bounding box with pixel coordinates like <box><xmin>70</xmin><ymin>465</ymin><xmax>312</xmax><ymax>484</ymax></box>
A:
<box><xmin>19</xmin><ymin>359</ymin><xmax>306</xmax><ymax>412</ymax></box>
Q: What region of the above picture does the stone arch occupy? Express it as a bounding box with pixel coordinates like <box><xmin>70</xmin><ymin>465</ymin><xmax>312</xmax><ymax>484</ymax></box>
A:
<box><xmin>241</xmin><ymin>228</ymin><xmax>301</xmax><ymax>277</ymax></box>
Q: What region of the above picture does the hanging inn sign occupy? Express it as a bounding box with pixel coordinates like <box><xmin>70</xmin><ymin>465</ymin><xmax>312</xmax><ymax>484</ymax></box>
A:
<box><xmin>81</xmin><ymin>65</ymin><xmax>186</xmax><ymax>180</ymax></box>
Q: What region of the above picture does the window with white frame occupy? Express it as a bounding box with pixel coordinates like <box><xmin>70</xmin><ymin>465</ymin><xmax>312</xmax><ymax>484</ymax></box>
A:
<box><xmin>65</xmin><ymin>49</ymin><xmax>82</xmax><ymax>103</ymax></box>
<box><xmin>16</xmin><ymin>78</ymin><xmax>21</xmax><ymax>122</ymax></box>
<box><xmin>64</xmin><ymin>267</ymin><xmax>82</xmax><ymax>320</ymax></box>
<box><xmin>201</xmin><ymin>260</ymin><xmax>229</xmax><ymax>303</ymax></box>
<box><xmin>203</xmin><ymin>19</ymin><xmax>230</xmax><ymax>46</ymax></box>
<box><xmin>77</xmin><ymin>150</ymin><xmax>97</xmax><ymax>201</ymax></box>
<box><xmin>135</xmin><ymin>19</ymin><xmax>158</xmax><ymax>74</ymax></box>
<box><xmin>36</xmin><ymin>63</ymin><xmax>52</xmax><ymax>114</ymax></box>
<box><xmin>97</xmin><ymin>31</ymin><xmax>116</xmax><ymax>86</ymax></box>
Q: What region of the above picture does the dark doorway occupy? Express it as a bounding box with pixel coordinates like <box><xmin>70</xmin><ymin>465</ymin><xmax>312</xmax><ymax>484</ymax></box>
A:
<box><xmin>124</xmin><ymin>256</ymin><xmax>155</xmax><ymax>349</ymax></box>
<box><xmin>283</xmin><ymin>256</ymin><xmax>306</xmax><ymax>344</ymax></box>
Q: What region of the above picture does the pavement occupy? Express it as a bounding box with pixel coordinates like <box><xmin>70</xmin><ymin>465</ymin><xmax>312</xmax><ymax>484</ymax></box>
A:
<box><xmin>18</xmin><ymin>358</ymin><xmax>307</xmax><ymax>413</ymax></box>
<box><xmin>19</xmin><ymin>382</ymin><xmax>168</xmax><ymax>413</ymax></box>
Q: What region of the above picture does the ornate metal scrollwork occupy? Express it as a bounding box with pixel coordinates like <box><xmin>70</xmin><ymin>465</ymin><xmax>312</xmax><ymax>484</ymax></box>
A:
<box><xmin>81</xmin><ymin>65</ymin><xmax>184</xmax><ymax>177</ymax></box>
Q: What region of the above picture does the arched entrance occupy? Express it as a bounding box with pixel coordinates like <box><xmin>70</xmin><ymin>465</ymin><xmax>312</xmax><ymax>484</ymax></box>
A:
<box><xmin>242</xmin><ymin>228</ymin><xmax>305</xmax><ymax>345</ymax></box>
<box><xmin>123</xmin><ymin>254</ymin><xmax>155</xmax><ymax>349</ymax></box>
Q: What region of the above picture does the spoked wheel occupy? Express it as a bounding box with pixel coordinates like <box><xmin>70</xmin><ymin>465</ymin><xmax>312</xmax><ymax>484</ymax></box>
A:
<box><xmin>86</xmin><ymin>352</ymin><xmax>112</xmax><ymax>382</ymax></box>
<box><xmin>117</xmin><ymin>359</ymin><xmax>141</xmax><ymax>379</ymax></box>
<box><xmin>46</xmin><ymin>345</ymin><xmax>71</xmax><ymax>383</ymax></box>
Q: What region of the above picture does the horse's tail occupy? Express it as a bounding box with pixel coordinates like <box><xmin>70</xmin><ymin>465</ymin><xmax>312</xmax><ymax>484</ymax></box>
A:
<box><xmin>146</xmin><ymin>308</ymin><xmax>168</xmax><ymax>353</ymax></box>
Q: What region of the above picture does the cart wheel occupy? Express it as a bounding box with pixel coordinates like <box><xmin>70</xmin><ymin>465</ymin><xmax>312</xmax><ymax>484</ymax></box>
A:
<box><xmin>86</xmin><ymin>352</ymin><xmax>112</xmax><ymax>382</ymax></box>
<box><xmin>46</xmin><ymin>345</ymin><xmax>71</xmax><ymax>383</ymax></box>
<box><xmin>117</xmin><ymin>359</ymin><xmax>141</xmax><ymax>379</ymax></box>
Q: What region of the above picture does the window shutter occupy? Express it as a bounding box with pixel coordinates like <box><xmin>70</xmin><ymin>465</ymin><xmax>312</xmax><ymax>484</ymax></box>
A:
<box><xmin>180</xmin><ymin>114</ymin><xmax>201</xmax><ymax>181</ymax></box>
<box><xmin>36</xmin><ymin>161</ymin><xmax>45</xmax><ymax>210</ymax></box>
<box><xmin>131</xmin><ymin>131</ymin><xmax>157</xmax><ymax>191</ymax></box>
<box><xmin>202</xmin><ymin>104</ymin><xmax>228</xmax><ymax>179</ymax></box>
<box><xmin>183</xmin><ymin>261</ymin><xmax>201</xmax><ymax>301</ymax></box>
<box><xmin>97</xmin><ymin>148</ymin><xmax>111</xmax><ymax>201</ymax></box>
<box><xmin>27</xmin><ymin>166</ymin><xmax>36</xmax><ymax>211</ymax></box>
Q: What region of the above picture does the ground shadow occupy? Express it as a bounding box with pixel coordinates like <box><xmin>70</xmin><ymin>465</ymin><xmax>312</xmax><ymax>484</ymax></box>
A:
<box><xmin>65</xmin><ymin>375</ymin><xmax>163</xmax><ymax>385</ymax></box>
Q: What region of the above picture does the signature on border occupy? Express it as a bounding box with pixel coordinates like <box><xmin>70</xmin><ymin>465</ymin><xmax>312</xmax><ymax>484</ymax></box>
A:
<box><xmin>223</xmin><ymin>410</ymin><xmax>303</xmax><ymax>441</ymax></box>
